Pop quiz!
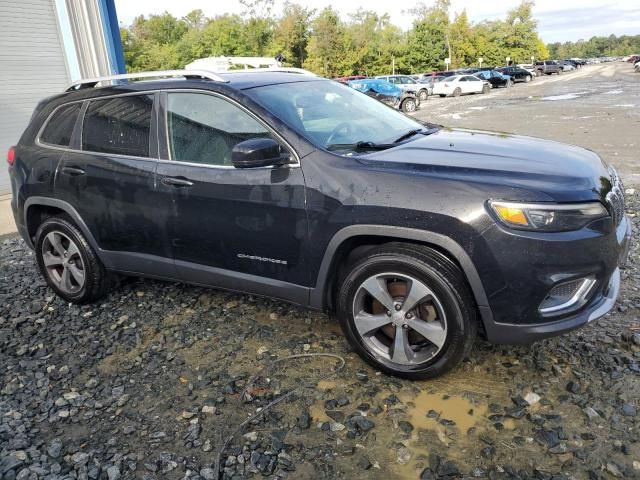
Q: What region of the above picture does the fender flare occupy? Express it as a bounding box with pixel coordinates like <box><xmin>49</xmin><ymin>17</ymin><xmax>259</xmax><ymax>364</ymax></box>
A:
<box><xmin>309</xmin><ymin>225</ymin><xmax>489</xmax><ymax>310</ymax></box>
<box><xmin>23</xmin><ymin>197</ymin><xmax>103</xmax><ymax>258</ymax></box>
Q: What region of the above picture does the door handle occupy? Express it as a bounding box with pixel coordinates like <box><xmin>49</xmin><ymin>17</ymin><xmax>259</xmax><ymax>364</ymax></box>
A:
<box><xmin>61</xmin><ymin>166</ymin><xmax>86</xmax><ymax>176</ymax></box>
<box><xmin>161</xmin><ymin>176</ymin><xmax>194</xmax><ymax>187</ymax></box>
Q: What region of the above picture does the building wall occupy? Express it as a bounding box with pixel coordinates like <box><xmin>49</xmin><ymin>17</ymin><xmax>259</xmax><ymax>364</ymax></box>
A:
<box><xmin>0</xmin><ymin>0</ymin><xmax>71</xmax><ymax>194</ymax></box>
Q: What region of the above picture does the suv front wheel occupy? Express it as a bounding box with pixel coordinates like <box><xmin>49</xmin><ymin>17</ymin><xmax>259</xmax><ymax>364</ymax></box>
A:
<box><xmin>35</xmin><ymin>215</ymin><xmax>112</xmax><ymax>304</ymax></box>
<box><xmin>336</xmin><ymin>244</ymin><xmax>477</xmax><ymax>379</ymax></box>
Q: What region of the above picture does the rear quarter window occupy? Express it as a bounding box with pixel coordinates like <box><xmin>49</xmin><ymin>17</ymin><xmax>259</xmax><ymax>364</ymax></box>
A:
<box><xmin>40</xmin><ymin>103</ymin><xmax>81</xmax><ymax>147</ymax></box>
<box><xmin>82</xmin><ymin>95</ymin><xmax>153</xmax><ymax>157</ymax></box>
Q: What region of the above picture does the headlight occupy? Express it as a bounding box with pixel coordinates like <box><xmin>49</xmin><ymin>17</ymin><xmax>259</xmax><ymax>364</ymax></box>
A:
<box><xmin>489</xmin><ymin>201</ymin><xmax>609</xmax><ymax>232</ymax></box>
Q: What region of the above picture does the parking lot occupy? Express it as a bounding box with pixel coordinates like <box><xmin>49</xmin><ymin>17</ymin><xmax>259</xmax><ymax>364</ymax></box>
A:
<box><xmin>1</xmin><ymin>63</ymin><xmax>639</xmax><ymax>480</ymax></box>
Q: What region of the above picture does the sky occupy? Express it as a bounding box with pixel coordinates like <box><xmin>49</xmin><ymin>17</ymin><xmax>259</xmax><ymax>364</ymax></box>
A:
<box><xmin>114</xmin><ymin>0</ymin><xmax>640</xmax><ymax>43</ymax></box>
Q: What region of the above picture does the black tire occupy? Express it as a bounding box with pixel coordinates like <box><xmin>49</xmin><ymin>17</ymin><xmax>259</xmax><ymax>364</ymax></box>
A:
<box><xmin>452</xmin><ymin>87</ymin><xmax>462</xmax><ymax>97</ymax></box>
<box><xmin>401</xmin><ymin>98</ymin><xmax>417</xmax><ymax>113</ymax></box>
<box><xmin>418</xmin><ymin>89</ymin><xmax>429</xmax><ymax>101</ymax></box>
<box><xmin>439</xmin><ymin>94</ymin><xmax>446</xmax><ymax>98</ymax></box>
<box><xmin>35</xmin><ymin>215</ymin><xmax>112</xmax><ymax>304</ymax></box>
<box><xmin>336</xmin><ymin>243</ymin><xmax>477</xmax><ymax>380</ymax></box>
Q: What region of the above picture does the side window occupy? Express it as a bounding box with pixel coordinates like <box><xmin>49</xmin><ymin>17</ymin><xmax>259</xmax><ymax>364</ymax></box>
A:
<box><xmin>82</xmin><ymin>95</ymin><xmax>153</xmax><ymax>157</ymax></box>
<box><xmin>40</xmin><ymin>103</ymin><xmax>81</xmax><ymax>147</ymax></box>
<box><xmin>166</xmin><ymin>93</ymin><xmax>271</xmax><ymax>167</ymax></box>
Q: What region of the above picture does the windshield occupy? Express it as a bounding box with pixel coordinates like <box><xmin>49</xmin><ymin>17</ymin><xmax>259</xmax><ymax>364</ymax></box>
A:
<box><xmin>246</xmin><ymin>80</ymin><xmax>428</xmax><ymax>153</ymax></box>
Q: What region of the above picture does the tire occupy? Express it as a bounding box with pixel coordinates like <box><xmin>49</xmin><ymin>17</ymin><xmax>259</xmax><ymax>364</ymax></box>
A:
<box><xmin>418</xmin><ymin>89</ymin><xmax>429</xmax><ymax>101</ymax></box>
<box><xmin>439</xmin><ymin>94</ymin><xmax>446</xmax><ymax>98</ymax></box>
<box><xmin>482</xmin><ymin>84</ymin><xmax>490</xmax><ymax>94</ymax></box>
<box><xmin>401</xmin><ymin>98</ymin><xmax>417</xmax><ymax>113</ymax></box>
<box><xmin>336</xmin><ymin>243</ymin><xmax>477</xmax><ymax>379</ymax></box>
<box><xmin>452</xmin><ymin>87</ymin><xmax>461</xmax><ymax>97</ymax></box>
<box><xmin>525</xmin><ymin>75</ymin><xmax>531</xmax><ymax>83</ymax></box>
<box><xmin>35</xmin><ymin>215</ymin><xmax>112</xmax><ymax>304</ymax></box>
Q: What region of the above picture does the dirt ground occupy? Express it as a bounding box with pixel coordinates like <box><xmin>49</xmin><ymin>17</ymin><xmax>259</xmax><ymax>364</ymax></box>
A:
<box><xmin>413</xmin><ymin>62</ymin><xmax>640</xmax><ymax>186</ymax></box>
<box><xmin>1</xmin><ymin>62</ymin><xmax>639</xmax><ymax>480</ymax></box>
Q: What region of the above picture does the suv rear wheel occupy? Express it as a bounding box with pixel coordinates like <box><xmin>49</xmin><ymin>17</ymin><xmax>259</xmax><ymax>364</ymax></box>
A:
<box><xmin>401</xmin><ymin>98</ymin><xmax>417</xmax><ymax>113</ymax></box>
<box><xmin>418</xmin><ymin>89</ymin><xmax>428</xmax><ymax>101</ymax></box>
<box><xmin>336</xmin><ymin>244</ymin><xmax>477</xmax><ymax>379</ymax></box>
<box><xmin>35</xmin><ymin>216</ymin><xmax>112</xmax><ymax>304</ymax></box>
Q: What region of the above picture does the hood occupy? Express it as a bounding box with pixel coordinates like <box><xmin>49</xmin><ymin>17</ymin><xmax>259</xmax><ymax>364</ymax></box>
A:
<box><xmin>362</xmin><ymin>128</ymin><xmax>612</xmax><ymax>202</ymax></box>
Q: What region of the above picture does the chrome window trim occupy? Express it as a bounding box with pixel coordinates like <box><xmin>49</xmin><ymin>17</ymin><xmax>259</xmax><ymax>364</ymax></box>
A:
<box><xmin>162</xmin><ymin>88</ymin><xmax>301</xmax><ymax>170</ymax></box>
<box><xmin>35</xmin><ymin>90</ymin><xmax>160</xmax><ymax>163</ymax></box>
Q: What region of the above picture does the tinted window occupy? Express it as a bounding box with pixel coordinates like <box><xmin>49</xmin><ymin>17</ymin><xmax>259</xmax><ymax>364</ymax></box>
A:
<box><xmin>40</xmin><ymin>103</ymin><xmax>81</xmax><ymax>147</ymax></box>
<box><xmin>82</xmin><ymin>95</ymin><xmax>153</xmax><ymax>157</ymax></box>
<box><xmin>167</xmin><ymin>93</ymin><xmax>271</xmax><ymax>167</ymax></box>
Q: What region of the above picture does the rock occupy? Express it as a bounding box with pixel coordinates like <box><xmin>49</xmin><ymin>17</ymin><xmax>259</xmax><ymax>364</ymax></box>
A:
<box><xmin>47</xmin><ymin>438</ymin><xmax>63</xmax><ymax>458</ymax></box>
<box><xmin>71</xmin><ymin>452</ymin><xmax>89</xmax><ymax>465</ymax></box>
<box><xmin>524</xmin><ymin>392</ymin><xmax>541</xmax><ymax>405</ymax></box>
<box><xmin>346</xmin><ymin>415</ymin><xmax>375</xmax><ymax>433</ymax></box>
<box><xmin>584</xmin><ymin>407</ymin><xmax>600</xmax><ymax>420</ymax></box>
<box><xmin>356</xmin><ymin>370</ymin><xmax>369</xmax><ymax>382</ymax></box>
<box><xmin>420</xmin><ymin>469</ymin><xmax>436</xmax><ymax>480</ymax></box>
<box><xmin>606</xmin><ymin>462</ymin><xmax>623</xmax><ymax>477</ymax></box>
<box><xmin>398</xmin><ymin>420</ymin><xmax>414</xmax><ymax>434</ymax></box>
<box><xmin>566</xmin><ymin>381</ymin><xmax>581</xmax><ymax>394</ymax></box>
<box><xmin>621</xmin><ymin>403</ymin><xmax>636</xmax><ymax>417</ymax></box>
<box><xmin>396</xmin><ymin>447</ymin><xmax>411</xmax><ymax>465</ymax></box>
<box><xmin>201</xmin><ymin>405</ymin><xmax>216</xmax><ymax>415</ymax></box>
<box><xmin>297</xmin><ymin>410</ymin><xmax>311</xmax><ymax>430</ymax></box>
<box><xmin>107</xmin><ymin>465</ymin><xmax>121</xmax><ymax>480</ymax></box>
<box><xmin>438</xmin><ymin>461</ymin><xmax>460</xmax><ymax>477</ymax></box>
<box><xmin>243</xmin><ymin>431</ymin><xmax>258</xmax><ymax>442</ymax></box>
<box><xmin>481</xmin><ymin>446</ymin><xmax>496</xmax><ymax>459</ymax></box>
<box><xmin>330</xmin><ymin>422</ymin><xmax>345</xmax><ymax>432</ymax></box>
<box><xmin>200</xmin><ymin>467</ymin><xmax>216</xmax><ymax>480</ymax></box>
<box><xmin>326</xmin><ymin>410</ymin><xmax>345</xmax><ymax>423</ymax></box>
<box><xmin>535</xmin><ymin>429</ymin><xmax>560</xmax><ymax>448</ymax></box>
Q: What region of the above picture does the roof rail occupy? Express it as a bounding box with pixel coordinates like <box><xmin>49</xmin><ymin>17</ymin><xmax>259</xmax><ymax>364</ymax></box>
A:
<box><xmin>202</xmin><ymin>67</ymin><xmax>317</xmax><ymax>76</ymax></box>
<box><xmin>65</xmin><ymin>69</ymin><xmax>228</xmax><ymax>92</ymax></box>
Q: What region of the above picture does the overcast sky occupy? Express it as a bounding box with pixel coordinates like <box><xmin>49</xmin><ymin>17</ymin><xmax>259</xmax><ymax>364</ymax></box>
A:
<box><xmin>114</xmin><ymin>0</ymin><xmax>640</xmax><ymax>43</ymax></box>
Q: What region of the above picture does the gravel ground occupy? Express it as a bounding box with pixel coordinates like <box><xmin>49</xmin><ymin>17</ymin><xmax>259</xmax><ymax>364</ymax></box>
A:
<box><xmin>1</xmin><ymin>63</ymin><xmax>640</xmax><ymax>480</ymax></box>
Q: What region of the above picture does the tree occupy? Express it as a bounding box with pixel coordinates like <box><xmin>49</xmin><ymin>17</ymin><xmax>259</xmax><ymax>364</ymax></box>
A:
<box><xmin>449</xmin><ymin>10</ymin><xmax>476</xmax><ymax>67</ymax></box>
<box><xmin>271</xmin><ymin>3</ymin><xmax>314</xmax><ymax>67</ymax></box>
<box><xmin>306</xmin><ymin>8</ymin><xmax>344</xmax><ymax>77</ymax></box>
<box><xmin>405</xmin><ymin>1</ymin><xmax>450</xmax><ymax>72</ymax></box>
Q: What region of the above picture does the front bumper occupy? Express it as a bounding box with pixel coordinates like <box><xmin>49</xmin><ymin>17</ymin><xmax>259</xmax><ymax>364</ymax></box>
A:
<box><xmin>482</xmin><ymin>214</ymin><xmax>632</xmax><ymax>344</ymax></box>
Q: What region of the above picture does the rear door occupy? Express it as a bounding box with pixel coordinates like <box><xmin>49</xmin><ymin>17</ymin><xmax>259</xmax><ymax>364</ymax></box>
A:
<box><xmin>155</xmin><ymin>90</ymin><xmax>308</xmax><ymax>297</ymax></box>
<box><xmin>54</xmin><ymin>93</ymin><xmax>171</xmax><ymax>263</ymax></box>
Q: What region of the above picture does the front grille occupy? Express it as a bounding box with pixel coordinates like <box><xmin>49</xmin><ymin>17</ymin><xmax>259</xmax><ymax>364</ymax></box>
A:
<box><xmin>548</xmin><ymin>279</ymin><xmax>583</xmax><ymax>298</ymax></box>
<box><xmin>606</xmin><ymin>166</ymin><xmax>625</xmax><ymax>225</ymax></box>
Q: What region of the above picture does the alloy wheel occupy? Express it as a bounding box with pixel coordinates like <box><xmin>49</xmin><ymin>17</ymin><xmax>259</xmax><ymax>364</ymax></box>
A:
<box><xmin>352</xmin><ymin>272</ymin><xmax>448</xmax><ymax>366</ymax></box>
<box><xmin>41</xmin><ymin>231</ymin><xmax>85</xmax><ymax>294</ymax></box>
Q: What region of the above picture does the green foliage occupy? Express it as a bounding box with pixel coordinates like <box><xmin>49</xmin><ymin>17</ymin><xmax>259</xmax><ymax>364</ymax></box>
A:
<box><xmin>119</xmin><ymin>1</ymin><xmax>573</xmax><ymax>76</ymax></box>
<box><xmin>548</xmin><ymin>34</ymin><xmax>640</xmax><ymax>59</ymax></box>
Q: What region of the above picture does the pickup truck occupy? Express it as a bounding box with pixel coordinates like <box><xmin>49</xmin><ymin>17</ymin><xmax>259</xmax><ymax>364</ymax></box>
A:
<box><xmin>534</xmin><ymin>60</ymin><xmax>561</xmax><ymax>75</ymax></box>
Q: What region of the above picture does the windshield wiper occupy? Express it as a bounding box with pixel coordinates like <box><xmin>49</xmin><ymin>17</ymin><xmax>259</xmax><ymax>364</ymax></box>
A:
<box><xmin>392</xmin><ymin>126</ymin><xmax>439</xmax><ymax>144</ymax></box>
<box><xmin>326</xmin><ymin>141</ymin><xmax>394</xmax><ymax>152</ymax></box>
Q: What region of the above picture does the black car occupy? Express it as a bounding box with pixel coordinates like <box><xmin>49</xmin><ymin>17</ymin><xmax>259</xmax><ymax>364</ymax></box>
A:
<box><xmin>496</xmin><ymin>66</ymin><xmax>533</xmax><ymax>83</ymax></box>
<box><xmin>8</xmin><ymin>69</ymin><xmax>631</xmax><ymax>379</ymax></box>
<box><xmin>475</xmin><ymin>69</ymin><xmax>514</xmax><ymax>88</ymax></box>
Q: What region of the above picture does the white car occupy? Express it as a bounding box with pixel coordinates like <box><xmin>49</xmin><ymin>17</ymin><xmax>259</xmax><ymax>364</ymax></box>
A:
<box><xmin>635</xmin><ymin>61</ymin><xmax>640</xmax><ymax>72</ymax></box>
<box><xmin>375</xmin><ymin>75</ymin><xmax>430</xmax><ymax>102</ymax></box>
<box><xmin>432</xmin><ymin>75</ymin><xmax>490</xmax><ymax>97</ymax></box>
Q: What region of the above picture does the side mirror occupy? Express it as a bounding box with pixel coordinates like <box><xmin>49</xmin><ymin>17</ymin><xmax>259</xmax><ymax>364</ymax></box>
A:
<box><xmin>231</xmin><ymin>138</ymin><xmax>290</xmax><ymax>169</ymax></box>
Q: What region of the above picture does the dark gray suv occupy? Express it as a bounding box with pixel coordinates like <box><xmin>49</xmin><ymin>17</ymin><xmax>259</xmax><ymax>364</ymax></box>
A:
<box><xmin>7</xmin><ymin>69</ymin><xmax>631</xmax><ymax>379</ymax></box>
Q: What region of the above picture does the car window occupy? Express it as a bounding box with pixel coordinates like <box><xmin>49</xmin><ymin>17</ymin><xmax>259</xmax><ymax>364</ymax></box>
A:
<box><xmin>402</xmin><ymin>77</ymin><xmax>415</xmax><ymax>84</ymax></box>
<box><xmin>468</xmin><ymin>76</ymin><xmax>481</xmax><ymax>82</ymax></box>
<box><xmin>459</xmin><ymin>77</ymin><xmax>467</xmax><ymax>82</ymax></box>
<box><xmin>82</xmin><ymin>95</ymin><xmax>153</xmax><ymax>157</ymax></box>
<box><xmin>40</xmin><ymin>103</ymin><xmax>81</xmax><ymax>147</ymax></box>
<box><xmin>166</xmin><ymin>93</ymin><xmax>271</xmax><ymax>167</ymax></box>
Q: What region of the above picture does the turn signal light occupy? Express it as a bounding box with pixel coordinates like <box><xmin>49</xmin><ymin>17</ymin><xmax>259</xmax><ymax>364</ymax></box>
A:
<box><xmin>7</xmin><ymin>146</ymin><xmax>15</xmax><ymax>166</ymax></box>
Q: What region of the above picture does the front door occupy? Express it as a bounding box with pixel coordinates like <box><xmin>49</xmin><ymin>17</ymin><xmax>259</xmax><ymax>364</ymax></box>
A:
<box><xmin>155</xmin><ymin>91</ymin><xmax>308</xmax><ymax>300</ymax></box>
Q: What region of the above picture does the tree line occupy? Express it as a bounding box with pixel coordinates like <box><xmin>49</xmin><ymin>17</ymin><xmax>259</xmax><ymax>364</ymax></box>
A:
<box><xmin>121</xmin><ymin>0</ymin><xmax>609</xmax><ymax>77</ymax></box>
<box><xmin>548</xmin><ymin>34</ymin><xmax>640</xmax><ymax>60</ymax></box>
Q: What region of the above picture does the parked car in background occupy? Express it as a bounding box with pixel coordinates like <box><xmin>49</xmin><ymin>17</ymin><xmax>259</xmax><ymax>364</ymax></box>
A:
<box><xmin>559</xmin><ymin>61</ymin><xmax>576</xmax><ymax>72</ymax></box>
<box><xmin>535</xmin><ymin>60</ymin><xmax>561</xmax><ymax>75</ymax></box>
<box><xmin>496</xmin><ymin>66</ymin><xmax>533</xmax><ymax>83</ymax></box>
<box><xmin>475</xmin><ymin>70</ymin><xmax>513</xmax><ymax>88</ymax></box>
<box><xmin>517</xmin><ymin>64</ymin><xmax>538</xmax><ymax>77</ymax></box>
<box><xmin>375</xmin><ymin>75</ymin><xmax>430</xmax><ymax>102</ymax></box>
<box><xmin>432</xmin><ymin>75</ymin><xmax>490</xmax><ymax>97</ymax></box>
<box><xmin>635</xmin><ymin>61</ymin><xmax>640</xmax><ymax>73</ymax></box>
<box><xmin>626</xmin><ymin>55</ymin><xmax>640</xmax><ymax>64</ymax></box>
<box><xmin>348</xmin><ymin>78</ymin><xmax>420</xmax><ymax>112</ymax></box>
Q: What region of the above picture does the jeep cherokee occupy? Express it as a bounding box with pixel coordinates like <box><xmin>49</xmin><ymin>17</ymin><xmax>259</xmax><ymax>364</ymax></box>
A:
<box><xmin>7</xmin><ymin>69</ymin><xmax>632</xmax><ymax>379</ymax></box>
